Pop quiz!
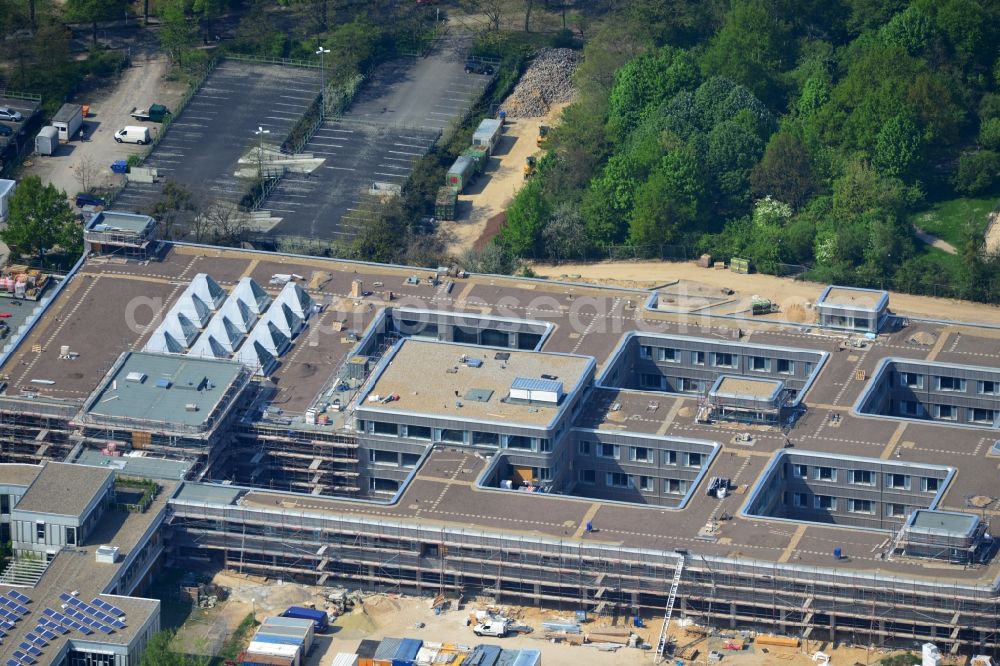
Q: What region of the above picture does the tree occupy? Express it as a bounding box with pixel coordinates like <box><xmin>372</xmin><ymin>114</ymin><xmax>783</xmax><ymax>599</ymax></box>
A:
<box><xmin>751</xmin><ymin>132</ymin><xmax>817</xmax><ymax>209</ymax></box>
<box><xmin>65</xmin><ymin>0</ymin><xmax>129</xmax><ymax>45</ymax></box>
<box><xmin>873</xmin><ymin>113</ymin><xmax>921</xmax><ymax>178</ymax></box>
<box><xmin>202</xmin><ymin>201</ymin><xmax>250</xmax><ymax>246</ymax></box>
<box><xmin>541</xmin><ymin>203</ymin><xmax>588</xmax><ymax>261</ymax></box>
<box><xmin>147</xmin><ymin>180</ymin><xmax>196</xmax><ymax>240</ymax></box>
<box><xmin>699</xmin><ymin>0</ymin><xmax>792</xmax><ymax>107</ymax></box>
<box><xmin>979</xmin><ymin>118</ymin><xmax>1000</xmax><ymax>151</ymax></box>
<box><xmin>706</xmin><ymin>120</ymin><xmax>764</xmax><ymax>215</ymax></box>
<box><xmin>73</xmin><ymin>156</ymin><xmax>101</xmax><ymax>194</ymax></box>
<box><xmin>158</xmin><ymin>0</ymin><xmax>196</xmax><ymax>64</ymax></box>
<box><xmin>953</xmin><ymin>151</ymin><xmax>1000</xmax><ymax>195</ymax></box>
<box><xmin>500</xmin><ymin>179</ymin><xmax>550</xmax><ymax>256</ymax></box>
<box><xmin>191</xmin><ymin>0</ymin><xmax>224</xmax><ymax>43</ymax></box>
<box><xmin>0</xmin><ymin>177</ymin><xmax>81</xmax><ymax>265</ymax></box>
<box><xmin>606</xmin><ymin>46</ymin><xmax>699</xmax><ymax>141</ymax></box>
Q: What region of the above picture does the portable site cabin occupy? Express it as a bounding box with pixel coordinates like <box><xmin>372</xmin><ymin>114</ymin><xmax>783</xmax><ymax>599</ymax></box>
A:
<box><xmin>52</xmin><ymin>103</ymin><xmax>83</xmax><ymax>142</ymax></box>
<box><xmin>446</xmin><ymin>156</ymin><xmax>476</xmax><ymax>193</ymax></box>
<box><xmin>472</xmin><ymin>118</ymin><xmax>503</xmax><ymax>155</ymax></box>
<box><xmin>0</xmin><ymin>179</ymin><xmax>14</xmax><ymax>223</ymax></box>
<box><xmin>35</xmin><ymin>126</ymin><xmax>58</xmax><ymax>155</ymax></box>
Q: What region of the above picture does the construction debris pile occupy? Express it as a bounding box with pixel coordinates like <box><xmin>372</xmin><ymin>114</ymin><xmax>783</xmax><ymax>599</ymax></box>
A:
<box><xmin>500</xmin><ymin>48</ymin><xmax>581</xmax><ymax>118</ymax></box>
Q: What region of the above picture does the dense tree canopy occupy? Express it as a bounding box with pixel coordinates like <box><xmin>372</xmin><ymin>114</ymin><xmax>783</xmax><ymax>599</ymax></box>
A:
<box><xmin>495</xmin><ymin>0</ymin><xmax>1000</xmax><ymax>303</ymax></box>
<box><xmin>0</xmin><ymin>177</ymin><xmax>82</xmax><ymax>264</ymax></box>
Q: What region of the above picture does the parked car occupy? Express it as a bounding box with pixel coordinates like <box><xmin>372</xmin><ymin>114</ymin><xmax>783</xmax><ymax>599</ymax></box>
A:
<box><xmin>0</xmin><ymin>125</ymin><xmax>12</xmax><ymax>137</ymax></box>
<box><xmin>0</xmin><ymin>107</ymin><xmax>23</xmax><ymax>122</ymax></box>
<box><xmin>75</xmin><ymin>193</ymin><xmax>106</xmax><ymax>208</ymax></box>
<box><xmin>464</xmin><ymin>61</ymin><xmax>495</xmax><ymax>75</ymax></box>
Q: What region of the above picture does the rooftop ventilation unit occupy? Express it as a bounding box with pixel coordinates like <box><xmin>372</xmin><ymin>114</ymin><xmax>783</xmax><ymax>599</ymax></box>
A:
<box><xmin>510</xmin><ymin>377</ymin><xmax>564</xmax><ymax>404</ymax></box>
<box><xmin>184</xmin><ymin>403</ymin><xmax>199</xmax><ymax>412</ymax></box>
<box><xmin>124</xmin><ymin>372</ymin><xmax>146</xmax><ymax>383</ymax></box>
<box><xmin>94</xmin><ymin>546</ymin><xmax>119</xmax><ymax>564</ymax></box>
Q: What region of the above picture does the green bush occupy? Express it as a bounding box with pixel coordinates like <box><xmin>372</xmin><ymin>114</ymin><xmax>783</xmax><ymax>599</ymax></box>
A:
<box><xmin>85</xmin><ymin>47</ymin><xmax>128</xmax><ymax>78</ymax></box>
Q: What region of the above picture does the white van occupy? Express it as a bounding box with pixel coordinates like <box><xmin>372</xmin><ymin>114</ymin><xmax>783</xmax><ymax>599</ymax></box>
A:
<box><xmin>114</xmin><ymin>126</ymin><xmax>150</xmax><ymax>145</ymax></box>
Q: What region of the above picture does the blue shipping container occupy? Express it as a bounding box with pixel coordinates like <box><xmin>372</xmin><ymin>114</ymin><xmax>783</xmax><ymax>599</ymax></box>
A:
<box><xmin>280</xmin><ymin>607</ymin><xmax>329</xmax><ymax>633</ymax></box>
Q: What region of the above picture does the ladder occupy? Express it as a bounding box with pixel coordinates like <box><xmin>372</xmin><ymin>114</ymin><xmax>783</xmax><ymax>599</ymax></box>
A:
<box><xmin>654</xmin><ymin>556</ymin><xmax>685</xmax><ymax>664</ymax></box>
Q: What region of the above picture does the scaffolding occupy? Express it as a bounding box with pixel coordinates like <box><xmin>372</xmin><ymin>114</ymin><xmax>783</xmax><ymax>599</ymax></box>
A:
<box><xmin>166</xmin><ymin>499</ymin><xmax>1000</xmax><ymax>655</ymax></box>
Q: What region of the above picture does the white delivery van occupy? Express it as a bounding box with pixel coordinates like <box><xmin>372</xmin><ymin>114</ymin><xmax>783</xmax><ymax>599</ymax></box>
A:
<box><xmin>114</xmin><ymin>126</ymin><xmax>150</xmax><ymax>145</ymax></box>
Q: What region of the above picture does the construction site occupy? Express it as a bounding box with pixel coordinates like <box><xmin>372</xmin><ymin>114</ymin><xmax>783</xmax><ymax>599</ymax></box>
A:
<box><xmin>0</xmin><ymin>223</ymin><xmax>998</xmax><ymax>663</ymax></box>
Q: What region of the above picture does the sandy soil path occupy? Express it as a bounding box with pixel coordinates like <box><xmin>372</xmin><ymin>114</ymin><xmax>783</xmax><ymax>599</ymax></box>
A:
<box><xmin>530</xmin><ymin>259</ymin><xmax>1000</xmax><ymax>326</ymax></box>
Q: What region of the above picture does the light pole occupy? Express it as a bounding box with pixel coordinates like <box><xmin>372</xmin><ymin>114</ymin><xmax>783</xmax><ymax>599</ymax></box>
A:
<box><xmin>251</xmin><ymin>598</ymin><xmax>256</xmax><ymax>623</ymax></box>
<box><xmin>316</xmin><ymin>46</ymin><xmax>330</xmax><ymax>120</ymax></box>
<box><xmin>254</xmin><ymin>126</ymin><xmax>270</xmax><ymax>183</ymax></box>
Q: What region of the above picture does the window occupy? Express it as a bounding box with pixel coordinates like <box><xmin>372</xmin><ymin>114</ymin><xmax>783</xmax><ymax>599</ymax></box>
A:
<box><xmin>853</xmin><ymin>317</ymin><xmax>870</xmax><ymax>330</ymax></box>
<box><xmin>598</xmin><ymin>443</ymin><xmax>620</xmax><ymax>459</ymax></box>
<box><xmin>372</xmin><ymin>421</ymin><xmax>398</xmax><ymax>436</ymax></box>
<box><xmin>692</xmin><ymin>351</ymin><xmax>706</xmax><ymax>365</ymax></box>
<box><xmin>685</xmin><ymin>452</ymin><xmax>702</xmax><ymax>468</ymax></box>
<box><xmin>539</xmin><ymin>439</ymin><xmax>552</xmax><ymax>452</ymax></box>
<box><xmin>369</xmin><ymin>449</ymin><xmax>398</xmax><ymax>465</ymax></box>
<box><xmin>886</xmin><ymin>503</ymin><xmax>907</xmax><ymax>518</ymax></box>
<box><xmin>937</xmin><ymin>376</ymin><xmax>966</xmax><ymax>392</ymax></box>
<box><xmin>680</xmin><ymin>378</ymin><xmax>704</xmax><ymax>393</ymax></box>
<box><xmin>534</xmin><ymin>467</ymin><xmax>552</xmax><ymax>481</ymax></box>
<box><xmin>664</xmin><ymin>450</ymin><xmax>677</xmax><ymax>465</ymax></box>
<box><xmin>0</xmin><ymin>494</ymin><xmax>8</xmax><ymax>515</ymax></box>
<box><xmin>713</xmin><ymin>352</ymin><xmax>735</xmax><ymax>368</ymax></box>
<box><xmin>66</xmin><ymin>527</ymin><xmax>76</xmax><ymax>546</ymax></box>
<box><xmin>606</xmin><ymin>472</ymin><xmax>632</xmax><ymax>488</ymax></box>
<box><xmin>900</xmin><ymin>400</ymin><xmax>922</xmax><ymax>416</ymax></box>
<box><xmin>578</xmin><ymin>440</ymin><xmax>591</xmax><ymax>455</ymax></box>
<box><xmin>793</xmin><ymin>464</ymin><xmax>808</xmax><ymax>479</ymax></box>
<box><xmin>507</xmin><ymin>435</ymin><xmax>532</xmax><ymax>450</ymax></box>
<box><xmin>657</xmin><ymin>347</ymin><xmax>678</xmax><ymax>362</ymax></box>
<box><xmin>750</xmin><ymin>356</ymin><xmax>770</xmax><ymax>371</ymax></box>
<box><xmin>35</xmin><ymin>522</ymin><xmax>45</xmax><ymax>542</ymax></box>
<box><xmin>640</xmin><ymin>373</ymin><xmax>666</xmax><ymax>390</ymax></box>
<box><xmin>922</xmin><ymin>477</ymin><xmax>941</xmax><ymax>493</ymax></box>
<box><xmin>813</xmin><ymin>466</ymin><xmax>837</xmax><ymax>482</ymax></box>
<box><xmin>638</xmin><ymin>476</ymin><xmax>654</xmax><ymax>491</ymax></box>
<box><xmin>630</xmin><ymin>446</ymin><xmax>652</xmax><ymax>463</ymax></box>
<box><xmin>369</xmin><ymin>478</ymin><xmax>399</xmax><ymax>493</ymax></box>
<box><xmin>406</xmin><ymin>425</ymin><xmax>431</xmax><ymax>440</ymax></box>
<box><xmin>848</xmin><ymin>499</ymin><xmax>874</xmax><ymax>514</ymax></box>
<box><xmin>664</xmin><ymin>478</ymin><xmax>686</xmax><ymax>495</ymax></box>
<box><xmin>640</xmin><ymin>345</ymin><xmax>652</xmax><ymax>359</ymax></box>
<box><xmin>777</xmin><ymin>359</ymin><xmax>793</xmax><ymax>375</ymax></box>
<box><xmin>936</xmin><ymin>404</ymin><xmax>956</xmax><ymax>420</ymax></box>
<box><xmin>814</xmin><ymin>495</ymin><xmax>836</xmax><ymax>510</ymax></box>
<box><xmin>579</xmin><ymin>469</ymin><xmax>596</xmax><ymax>484</ymax></box>
<box><xmin>440</xmin><ymin>429</ymin><xmax>465</xmax><ymax>443</ymax></box>
<box><xmin>979</xmin><ymin>380</ymin><xmax>999</xmax><ymax>395</ymax></box>
<box><xmin>793</xmin><ymin>492</ymin><xmax>809</xmax><ymax>507</ymax></box>
<box><xmin>401</xmin><ymin>453</ymin><xmax>421</xmax><ymax>467</ymax></box>
<box><xmin>900</xmin><ymin>372</ymin><xmax>923</xmax><ymax>388</ymax></box>
<box><xmin>886</xmin><ymin>473</ymin><xmax>910</xmax><ymax>490</ymax></box>
<box><xmin>850</xmin><ymin>470</ymin><xmax>874</xmax><ymax>486</ymax></box>
<box><xmin>472</xmin><ymin>431</ymin><xmax>499</xmax><ymax>446</ymax></box>
<box><xmin>970</xmin><ymin>408</ymin><xmax>996</xmax><ymax>424</ymax></box>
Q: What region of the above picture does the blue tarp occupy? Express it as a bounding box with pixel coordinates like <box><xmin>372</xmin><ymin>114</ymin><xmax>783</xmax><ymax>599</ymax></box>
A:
<box><xmin>392</xmin><ymin>637</ymin><xmax>422</xmax><ymax>664</ymax></box>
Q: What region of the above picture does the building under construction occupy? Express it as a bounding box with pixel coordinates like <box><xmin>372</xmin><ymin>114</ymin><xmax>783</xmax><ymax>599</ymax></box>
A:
<box><xmin>0</xmin><ymin>234</ymin><xmax>998</xmax><ymax>662</ymax></box>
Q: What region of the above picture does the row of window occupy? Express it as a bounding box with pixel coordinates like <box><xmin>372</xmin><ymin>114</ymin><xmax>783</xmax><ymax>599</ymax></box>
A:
<box><xmin>365</xmin><ymin>421</ymin><xmax>553</xmax><ymax>451</ymax></box>
<box><xmin>639</xmin><ymin>374</ymin><xmax>705</xmax><ymax>393</ymax></box>
<box><xmin>789</xmin><ymin>464</ymin><xmax>942</xmax><ymax>491</ymax></box>
<box><xmin>578</xmin><ymin>441</ymin><xmax>704</xmax><ymax>467</ymax></box>
<box><xmin>578</xmin><ymin>469</ymin><xmax>688</xmax><ymax>494</ymax></box>
<box><xmin>899</xmin><ymin>373</ymin><xmax>1000</xmax><ymax>395</ymax></box>
<box><xmin>638</xmin><ymin>346</ymin><xmax>797</xmax><ymax>374</ymax></box>
<box><xmin>790</xmin><ymin>493</ymin><xmax>910</xmax><ymax>517</ymax></box>
<box><xmin>898</xmin><ymin>401</ymin><xmax>998</xmax><ymax>423</ymax></box>
<box><xmin>369</xmin><ymin>450</ymin><xmax>423</xmax><ymax>466</ymax></box>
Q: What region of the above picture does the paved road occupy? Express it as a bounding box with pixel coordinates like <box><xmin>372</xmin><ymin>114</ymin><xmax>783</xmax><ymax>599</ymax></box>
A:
<box><xmin>258</xmin><ymin>35</ymin><xmax>491</xmax><ymax>242</ymax></box>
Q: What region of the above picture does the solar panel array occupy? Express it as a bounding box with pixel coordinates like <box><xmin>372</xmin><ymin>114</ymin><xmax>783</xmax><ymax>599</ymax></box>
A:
<box><xmin>0</xmin><ymin>590</ymin><xmax>32</xmax><ymax>664</ymax></box>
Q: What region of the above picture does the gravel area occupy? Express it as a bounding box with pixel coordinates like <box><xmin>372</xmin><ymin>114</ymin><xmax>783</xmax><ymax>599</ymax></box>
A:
<box><xmin>499</xmin><ymin>48</ymin><xmax>581</xmax><ymax>118</ymax></box>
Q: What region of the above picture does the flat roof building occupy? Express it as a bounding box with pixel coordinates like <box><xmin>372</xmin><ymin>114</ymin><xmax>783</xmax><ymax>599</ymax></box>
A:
<box><xmin>816</xmin><ymin>285</ymin><xmax>890</xmax><ymax>333</ymax></box>
<box><xmin>84</xmin><ymin>211</ymin><xmax>158</xmax><ymax>258</ymax></box>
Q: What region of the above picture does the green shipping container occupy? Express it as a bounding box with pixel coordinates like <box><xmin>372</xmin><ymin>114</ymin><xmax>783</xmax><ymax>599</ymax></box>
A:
<box><xmin>435</xmin><ymin>187</ymin><xmax>458</xmax><ymax>221</ymax></box>
<box><xmin>462</xmin><ymin>146</ymin><xmax>489</xmax><ymax>175</ymax></box>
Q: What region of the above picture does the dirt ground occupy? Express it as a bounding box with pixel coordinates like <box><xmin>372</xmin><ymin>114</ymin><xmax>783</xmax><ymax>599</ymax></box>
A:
<box><xmin>439</xmin><ymin>102</ymin><xmax>570</xmax><ymax>256</ymax></box>
<box><xmin>985</xmin><ymin>207</ymin><xmax>1000</xmax><ymax>256</ymax></box>
<box><xmin>530</xmin><ymin>259</ymin><xmax>1000</xmax><ymax>326</ymax></box>
<box><xmin>181</xmin><ymin>573</ymin><xmax>950</xmax><ymax>666</ymax></box>
<box><xmin>20</xmin><ymin>53</ymin><xmax>187</xmax><ymax>199</ymax></box>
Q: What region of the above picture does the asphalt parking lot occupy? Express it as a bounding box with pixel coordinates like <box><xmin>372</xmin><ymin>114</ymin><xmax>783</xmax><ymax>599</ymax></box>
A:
<box><xmin>113</xmin><ymin>61</ymin><xmax>321</xmax><ymax>214</ymax></box>
<box><xmin>258</xmin><ymin>43</ymin><xmax>491</xmax><ymax>241</ymax></box>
